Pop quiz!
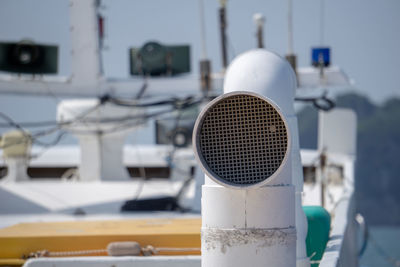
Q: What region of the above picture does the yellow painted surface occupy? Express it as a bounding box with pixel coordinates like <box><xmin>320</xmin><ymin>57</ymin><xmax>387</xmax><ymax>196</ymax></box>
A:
<box><xmin>0</xmin><ymin>259</ymin><xmax>25</xmax><ymax>266</ymax></box>
<box><xmin>0</xmin><ymin>218</ymin><xmax>201</xmax><ymax>259</ymax></box>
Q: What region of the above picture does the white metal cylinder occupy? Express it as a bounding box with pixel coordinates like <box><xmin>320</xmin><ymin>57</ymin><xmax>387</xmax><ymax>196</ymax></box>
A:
<box><xmin>199</xmin><ymin>49</ymin><xmax>299</xmax><ymax>267</ymax></box>
<box><xmin>202</xmin><ymin>227</ymin><xmax>296</xmax><ymax>267</ymax></box>
<box><xmin>202</xmin><ymin>184</ymin><xmax>295</xmax><ymax>229</ymax></box>
<box><xmin>223</xmin><ymin>49</ymin><xmax>296</xmax><ymax>116</ymax></box>
<box><xmin>224</xmin><ymin>49</ymin><xmax>309</xmax><ymax>267</ymax></box>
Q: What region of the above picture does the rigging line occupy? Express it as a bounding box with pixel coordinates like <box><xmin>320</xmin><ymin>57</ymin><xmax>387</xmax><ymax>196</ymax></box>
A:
<box><xmin>135</xmin><ymin>78</ymin><xmax>148</xmax><ymax>100</ymax></box>
<box><xmin>30</xmin><ymin>132</ymin><xmax>68</xmax><ymax>159</ymax></box>
<box><xmin>99</xmin><ymin>98</ymin><xmax>202</xmax><ymax>135</ymax></box>
<box><xmin>0</xmin><ymin>111</ymin><xmax>35</xmax><ymax>150</ymax></box>
<box><xmin>131</xmin><ymin>165</ymin><xmax>146</xmax><ymax>201</ymax></box>
<box><xmin>226</xmin><ymin>34</ymin><xmax>236</xmax><ymax>59</ymax></box>
<box><xmin>66</xmin><ymin>108</ymin><xmax>175</xmax><ymax>135</ymax></box>
<box><xmin>0</xmin><ymin>120</ymin><xmax>59</xmax><ymax>128</ymax></box>
<box><xmin>287</xmin><ymin>0</ymin><xmax>294</xmax><ymax>54</ymax></box>
<box><xmin>0</xmin><ymin>102</ymin><xmax>103</xmax><ymax>150</ymax></box>
<box><xmin>320</xmin><ymin>0</ymin><xmax>325</xmax><ymax>46</ymax></box>
<box><xmin>0</xmin><ymin>111</ymin><xmax>26</xmax><ymax>132</ymax></box>
<box><xmin>368</xmin><ymin>231</ymin><xmax>400</xmax><ymax>267</ymax></box>
<box><xmin>165</xmin><ymin>105</ymin><xmax>195</xmax><ymax>206</ymax></box>
<box><xmin>165</xmin><ymin>104</ymin><xmax>184</xmax><ymax>172</ymax></box>
<box><xmin>33</xmin><ymin>131</ymin><xmax>67</xmax><ymax>147</ymax></box>
<box><xmin>295</xmin><ymin>94</ymin><xmax>335</xmax><ymax>111</ymax></box>
<box><xmin>0</xmin><ymin>96</ymin><xmax>202</xmax><ymax>128</ymax></box>
<box><xmin>0</xmin><ymin>112</ymin><xmax>150</xmax><ymax>128</ymax></box>
<box><xmin>32</xmin><ymin>102</ymin><xmax>103</xmax><ymax>136</ymax></box>
<box><xmin>198</xmin><ymin>0</ymin><xmax>208</xmax><ymax>59</ymax></box>
<box><xmin>39</xmin><ymin>78</ymin><xmax>93</xmax><ymax>129</ymax></box>
<box><xmin>131</xmin><ymin>130</ymin><xmax>147</xmax><ymax>202</ymax></box>
<box><xmin>105</xmin><ymin>95</ymin><xmax>198</xmax><ymax>108</ymax></box>
<box><xmin>0</xmin><ymin>126</ymin><xmax>66</xmax><ymax>150</ymax></box>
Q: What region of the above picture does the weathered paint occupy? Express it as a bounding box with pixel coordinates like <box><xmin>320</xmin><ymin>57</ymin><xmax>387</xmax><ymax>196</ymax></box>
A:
<box><xmin>202</xmin><ymin>228</ymin><xmax>296</xmax><ymax>253</ymax></box>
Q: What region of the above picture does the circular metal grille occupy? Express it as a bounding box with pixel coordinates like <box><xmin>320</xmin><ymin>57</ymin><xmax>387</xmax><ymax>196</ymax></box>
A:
<box><xmin>196</xmin><ymin>93</ymin><xmax>288</xmax><ymax>186</ymax></box>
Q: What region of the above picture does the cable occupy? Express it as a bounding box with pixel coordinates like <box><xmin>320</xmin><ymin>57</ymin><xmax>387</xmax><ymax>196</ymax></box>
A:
<box><xmin>135</xmin><ymin>79</ymin><xmax>148</xmax><ymax>100</ymax></box>
<box><xmin>103</xmin><ymin>95</ymin><xmax>200</xmax><ymax>109</ymax></box>
<box><xmin>0</xmin><ymin>111</ymin><xmax>26</xmax><ymax>131</ymax></box>
<box><xmin>0</xmin><ymin>120</ymin><xmax>58</xmax><ymax>128</ymax></box>
<box><xmin>368</xmin><ymin>231</ymin><xmax>400</xmax><ymax>267</ymax></box>
<box><xmin>0</xmin><ymin>95</ymin><xmax>202</xmax><ymax>151</ymax></box>
<box><xmin>73</xmin><ymin>97</ymin><xmax>203</xmax><ymax>135</ymax></box>
<box><xmin>226</xmin><ymin>34</ymin><xmax>236</xmax><ymax>60</ymax></box>
<box><xmin>295</xmin><ymin>93</ymin><xmax>335</xmax><ymax>111</ymax></box>
<box><xmin>30</xmin><ymin>132</ymin><xmax>67</xmax><ymax>159</ymax></box>
<box><xmin>0</xmin><ymin>96</ymin><xmax>203</xmax><ymax>128</ymax></box>
<box><xmin>0</xmin><ymin>102</ymin><xmax>103</xmax><ymax>151</ymax></box>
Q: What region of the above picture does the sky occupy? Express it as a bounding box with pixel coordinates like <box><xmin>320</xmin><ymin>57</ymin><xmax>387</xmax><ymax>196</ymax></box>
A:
<box><xmin>0</xmin><ymin>0</ymin><xmax>399</xmax><ymax>142</ymax></box>
<box><xmin>0</xmin><ymin>0</ymin><xmax>399</xmax><ymax>102</ymax></box>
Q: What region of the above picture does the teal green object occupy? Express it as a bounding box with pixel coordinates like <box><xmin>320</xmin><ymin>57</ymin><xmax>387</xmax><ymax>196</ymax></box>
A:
<box><xmin>130</xmin><ymin>41</ymin><xmax>190</xmax><ymax>76</ymax></box>
<box><xmin>303</xmin><ymin>206</ymin><xmax>331</xmax><ymax>267</ymax></box>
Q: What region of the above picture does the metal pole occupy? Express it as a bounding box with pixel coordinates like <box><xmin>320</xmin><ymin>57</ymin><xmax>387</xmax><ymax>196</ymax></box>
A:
<box><xmin>256</xmin><ymin>25</ymin><xmax>264</xmax><ymax>48</ymax></box>
<box><xmin>253</xmin><ymin>13</ymin><xmax>265</xmax><ymax>49</ymax></box>
<box><xmin>198</xmin><ymin>0</ymin><xmax>208</xmax><ymax>59</ymax></box>
<box><xmin>288</xmin><ymin>0</ymin><xmax>294</xmax><ymax>55</ymax></box>
<box><xmin>218</xmin><ymin>3</ymin><xmax>228</xmax><ymax>69</ymax></box>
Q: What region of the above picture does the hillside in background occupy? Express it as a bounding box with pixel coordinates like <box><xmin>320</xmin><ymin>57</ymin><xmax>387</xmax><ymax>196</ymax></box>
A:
<box><xmin>297</xmin><ymin>92</ymin><xmax>400</xmax><ymax>225</ymax></box>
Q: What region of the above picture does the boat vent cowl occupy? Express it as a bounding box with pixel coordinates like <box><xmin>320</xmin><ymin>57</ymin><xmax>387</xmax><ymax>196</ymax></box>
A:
<box><xmin>193</xmin><ymin>91</ymin><xmax>290</xmax><ymax>188</ymax></box>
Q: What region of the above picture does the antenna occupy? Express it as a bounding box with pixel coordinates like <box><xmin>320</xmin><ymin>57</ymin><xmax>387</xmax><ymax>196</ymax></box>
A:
<box><xmin>198</xmin><ymin>0</ymin><xmax>208</xmax><ymax>59</ymax></box>
<box><xmin>287</xmin><ymin>0</ymin><xmax>294</xmax><ymax>55</ymax></box>
<box><xmin>320</xmin><ymin>0</ymin><xmax>325</xmax><ymax>45</ymax></box>
<box><xmin>285</xmin><ymin>0</ymin><xmax>297</xmax><ymax>73</ymax></box>
<box><xmin>253</xmin><ymin>13</ymin><xmax>265</xmax><ymax>48</ymax></box>
<box><xmin>198</xmin><ymin>0</ymin><xmax>212</xmax><ymax>94</ymax></box>
<box><xmin>218</xmin><ymin>0</ymin><xmax>228</xmax><ymax>70</ymax></box>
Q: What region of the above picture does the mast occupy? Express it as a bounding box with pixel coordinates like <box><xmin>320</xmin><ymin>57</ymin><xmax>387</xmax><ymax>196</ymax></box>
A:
<box><xmin>69</xmin><ymin>0</ymin><xmax>102</xmax><ymax>94</ymax></box>
<box><xmin>253</xmin><ymin>13</ymin><xmax>265</xmax><ymax>48</ymax></box>
<box><xmin>285</xmin><ymin>0</ymin><xmax>297</xmax><ymax>73</ymax></box>
<box><xmin>218</xmin><ymin>0</ymin><xmax>228</xmax><ymax>70</ymax></box>
<box><xmin>199</xmin><ymin>0</ymin><xmax>212</xmax><ymax>94</ymax></box>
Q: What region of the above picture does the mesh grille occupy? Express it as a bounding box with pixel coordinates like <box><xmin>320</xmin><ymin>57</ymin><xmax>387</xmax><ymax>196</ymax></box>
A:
<box><xmin>198</xmin><ymin>94</ymin><xmax>288</xmax><ymax>186</ymax></box>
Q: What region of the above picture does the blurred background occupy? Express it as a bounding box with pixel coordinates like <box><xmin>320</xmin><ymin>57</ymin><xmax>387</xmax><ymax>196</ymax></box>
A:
<box><xmin>0</xmin><ymin>1</ymin><xmax>399</xmax><ymax>266</ymax></box>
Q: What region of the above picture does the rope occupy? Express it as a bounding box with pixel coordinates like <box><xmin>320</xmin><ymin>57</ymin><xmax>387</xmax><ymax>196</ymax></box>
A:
<box><xmin>24</xmin><ymin>243</ymin><xmax>201</xmax><ymax>259</ymax></box>
<box><xmin>141</xmin><ymin>245</ymin><xmax>201</xmax><ymax>256</ymax></box>
<box><xmin>295</xmin><ymin>92</ymin><xmax>335</xmax><ymax>111</ymax></box>
<box><xmin>48</xmin><ymin>249</ymin><xmax>107</xmax><ymax>257</ymax></box>
<box><xmin>368</xmin><ymin>233</ymin><xmax>400</xmax><ymax>267</ymax></box>
<box><xmin>24</xmin><ymin>249</ymin><xmax>106</xmax><ymax>259</ymax></box>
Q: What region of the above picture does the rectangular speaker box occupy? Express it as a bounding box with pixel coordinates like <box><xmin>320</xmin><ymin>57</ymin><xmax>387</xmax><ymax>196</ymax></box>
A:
<box><xmin>130</xmin><ymin>43</ymin><xmax>190</xmax><ymax>76</ymax></box>
<box><xmin>0</xmin><ymin>42</ymin><xmax>58</xmax><ymax>74</ymax></box>
<box><xmin>155</xmin><ymin>107</ymin><xmax>198</xmax><ymax>147</ymax></box>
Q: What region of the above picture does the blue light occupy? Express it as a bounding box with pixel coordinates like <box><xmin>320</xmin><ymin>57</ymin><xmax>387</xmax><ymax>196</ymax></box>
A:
<box><xmin>312</xmin><ymin>47</ymin><xmax>330</xmax><ymax>67</ymax></box>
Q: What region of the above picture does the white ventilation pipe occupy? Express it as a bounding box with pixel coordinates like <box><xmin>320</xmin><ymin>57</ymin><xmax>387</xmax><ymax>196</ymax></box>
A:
<box><xmin>224</xmin><ymin>49</ymin><xmax>310</xmax><ymax>267</ymax></box>
<box><xmin>194</xmin><ymin>49</ymin><xmax>307</xmax><ymax>267</ymax></box>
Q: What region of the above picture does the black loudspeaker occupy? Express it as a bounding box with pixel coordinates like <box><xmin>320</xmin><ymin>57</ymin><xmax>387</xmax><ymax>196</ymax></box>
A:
<box><xmin>130</xmin><ymin>41</ymin><xmax>190</xmax><ymax>76</ymax></box>
<box><xmin>0</xmin><ymin>41</ymin><xmax>58</xmax><ymax>74</ymax></box>
<box><xmin>155</xmin><ymin>106</ymin><xmax>198</xmax><ymax>148</ymax></box>
<box><xmin>156</xmin><ymin>118</ymin><xmax>195</xmax><ymax>148</ymax></box>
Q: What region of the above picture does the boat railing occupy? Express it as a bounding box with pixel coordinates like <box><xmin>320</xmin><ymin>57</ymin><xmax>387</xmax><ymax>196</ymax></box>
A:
<box><xmin>319</xmin><ymin>189</ymin><xmax>358</xmax><ymax>267</ymax></box>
